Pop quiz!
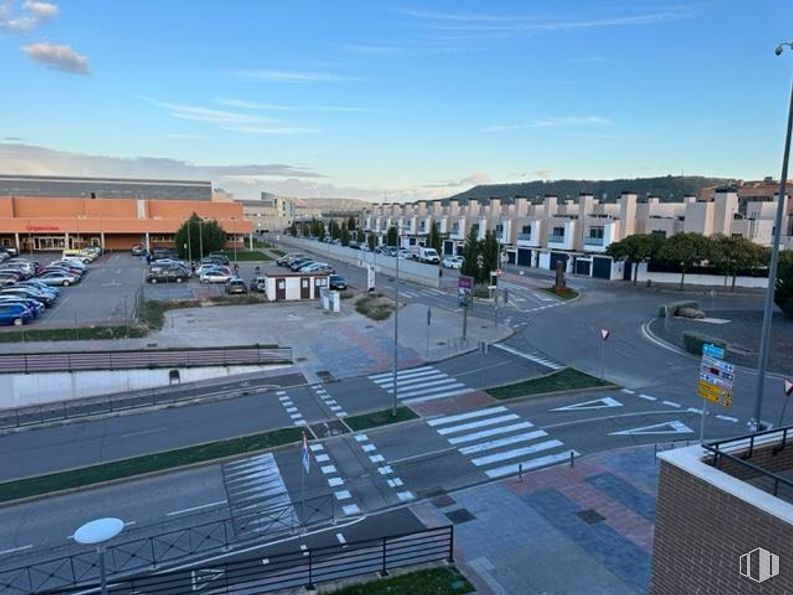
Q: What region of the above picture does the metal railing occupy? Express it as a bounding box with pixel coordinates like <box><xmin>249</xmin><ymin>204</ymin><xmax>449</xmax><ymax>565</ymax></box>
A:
<box><xmin>703</xmin><ymin>424</ymin><xmax>793</xmax><ymax>501</ymax></box>
<box><xmin>584</xmin><ymin>237</ymin><xmax>604</xmax><ymax>246</ymax></box>
<box><xmin>0</xmin><ymin>345</ymin><xmax>292</xmax><ymax>374</ymax></box>
<box><xmin>0</xmin><ymin>495</ymin><xmax>334</xmax><ymax>594</ymax></box>
<box><xmin>547</xmin><ymin>234</ymin><xmax>565</xmax><ymax>243</ymax></box>
<box><xmin>38</xmin><ymin>525</ymin><xmax>453</xmax><ymax>595</ymax></box>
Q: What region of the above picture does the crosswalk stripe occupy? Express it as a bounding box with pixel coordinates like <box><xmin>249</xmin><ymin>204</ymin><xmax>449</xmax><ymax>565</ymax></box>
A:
<box><xmin>484</xmin><ymin>450</ymin><xmax>577</xmax><ymax>478</ymax></box>
<box><xmin>428</xmin><ymin>406</ymin><xmax>508</xmax><ymax>427</ymax></box>
<box><xmin>470</xmin><ymin>439</ymin><xmax>563</xmax><ymax>466</ymax></box>
<box><xmin>376</xmin><ymin>374</ymin><xmax>449</xmax><ymax>390</ymax></box>
<box><xmin>458</xmin><ymin>430</ymin><xmax>549</xmax><ymax>455</ymax></box>
<box><xmin>369</xmin><ymin>366</ymin><xmax>434</xmax><ymax>381</ymax></box>
<box><xmin>396</xmin><ymin>381</ymin><xmax>465</xmax><ymax>399</ymax></box>
<box><xmin>436</xmin><ymin>414</ymin><xmax>520</xmax><ymax>435</ymax></box>
<box><xmin>447</xmin><ymin>421</ymin><xmax>534</xmax><ymax>444</ymax></box>
<box><xmin>371</xmin><ymin>370</ymin><xmax>442</xmax><ymax>386</ymax></box>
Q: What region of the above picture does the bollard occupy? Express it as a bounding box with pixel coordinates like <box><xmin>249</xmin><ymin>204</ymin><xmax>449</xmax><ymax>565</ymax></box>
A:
<box><xmin>569</xmin><ymin>451</ymin><xmax>575</xmax><ymax>467</ymax></box>
<box><xmin>518</xmin><ymin>463</ymin><xmax>523</xmax><ymax>481</ymax></box>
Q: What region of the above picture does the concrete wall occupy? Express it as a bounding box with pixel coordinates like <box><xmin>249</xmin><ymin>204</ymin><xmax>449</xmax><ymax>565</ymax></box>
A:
<box><xmin>635</xmin><ymin>263</ymin><xmax>767</xmax><ymax>288</ymax></box>
<box><xmin>282</xmin><ymin>237</ymin><xmax>441</xmax><ymax>288</ymax></box>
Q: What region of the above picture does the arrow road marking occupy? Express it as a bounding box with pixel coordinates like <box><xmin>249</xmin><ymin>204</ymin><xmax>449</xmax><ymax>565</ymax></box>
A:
<box><xmin>610</xmin><ymin>420</ymin><xmax>694</xmax><ymax>436</ymax></box>
<box><xmin>551</xmin><ymin>397</ymin><xmax>623</xmax><ymax>412</ymax></box>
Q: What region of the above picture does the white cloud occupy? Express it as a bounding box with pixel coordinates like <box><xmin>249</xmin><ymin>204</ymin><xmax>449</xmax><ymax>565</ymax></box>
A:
<box><xmin>483</xmin><ymin>115</ymin><xmax>612</xmax><ymax>132</ymax></box>
<box><xmin>221</xmin><ymin>125</ymin><xmax>320</xmax><ymax>135</ymax></box>
<box><xmin>215</xmin><ymin>98</ymin><xmax>376</xmax><ymax>113</ymax></box>
<box><xmin>1</xmin><ymin>0</ymin><xmax>57</xmax><ymax>32</ymax></box>
<box><xmin>22</xmin><ymin>42</ymin><xmax>88</xmax><ymax>74</ymax></box>
<box><xmin>422</xmin><ymin>172</ymin><xmax>491</xmax><ymax>189</ymax></box>
<box><xmin>228</xmin><ymin>69</ymin><xmax>361</xmax><ymax>82</ymax></box>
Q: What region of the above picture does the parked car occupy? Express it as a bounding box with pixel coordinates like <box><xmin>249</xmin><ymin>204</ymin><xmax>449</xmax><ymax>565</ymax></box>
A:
<box><xmin>225</xmin><ymin>277</ymin><xmax>248</xmax><ymax>294</ymax></box>
<box><xmin>36</xmin><ymin>271</ymin><xmax>80</xmax><ymax>286</ymax></box>
<box><xmin>442</xmin><ymin>255</ymin><xmax>464</xmax><ymax>269</ymax></box>
<box><xmin>290</xmin><ymin>258</ymin><xmax>314</xmax><ymax>271</ymax></box>
<box><xmin>43</xmin><ymin>264</ymin><xmax>84</xmax><ymax>278</ymax></box>
<box><xmin>329</xmin><ymin>275</ymin><xmax>347</xmax><ymax>290</ymax></box>
<box><xmin>417</xmin><ymin>246</ymin><xmax>441</xmax><ymax>264</ymax></box>
<box><xmin>0</xmin><ymin>287</ymin><xmax>54</xmax><ymax>307</ymax></box>
<box><xmin>146</xmin><ymin>267</ymin><xmax>189</xmax><ymax>283</ymax></box>
<box><xmin>276</xmin><ymin>253</ymin><xmax>303</xmax><ymax>267</ymax></box>
<box><xmin>249</xmin><ymin>276</ymin><xmax>267</xmax><ymax>292</ymax></box>
<box><xmin>54</xmin><ymin>258</ymin><xmax>87</xmax><ymax>272</ymax></box>
<box><xmin>0</xmin><ymin>303</ymin><xmax>33</xmax><ymax>326</ymax></box>
<box><xmin>131</xmin><ymin>244</ymin><xmax>146</xmax><ymax>256</ymax></box>
<box><xmin>208</xmin><ymin>252</ymin><xmax>230</xmax><ymax>265</ymax></box>
<box><xmin>299</xmin><ymin>262</ymin><xmax>335</xmax><ymax>274</ymax></box>
<box><xmin>18</xmin><ymin>280</ymin><xmax>59</xmax><ymax>297</ymax></box>
<box><xmin>0</xmin><ymin>296</ymin><xmax>43</xmax><ymax>317</ymax></box>
<box><xmin>200</xmin><ymin>268</ymin><xmax>233</xmax><ymax>283</ymax></box>
<box><xmin>0</xmin><ymin>247</ymin><xmax>17</xmax><ymax>257</ymax></box>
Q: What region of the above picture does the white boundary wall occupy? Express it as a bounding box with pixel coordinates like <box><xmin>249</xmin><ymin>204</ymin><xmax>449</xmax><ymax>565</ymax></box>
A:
<box><xmin>281</xmin><ymin>237</ymin><xmax>441</xmax><ymax>288</ymax></box>
<box><xmin>635</xmin><ymin>262</ymin><xmax>768</xmax><ymax>288</ymax></box>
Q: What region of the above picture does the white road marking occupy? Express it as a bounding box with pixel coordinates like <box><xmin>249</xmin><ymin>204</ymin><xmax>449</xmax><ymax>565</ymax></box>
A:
<box><xmin>610</xmin><ymin>420</ymin><xmax>694</xmax><ymax>436</ymax></box>
<box><xmin>551</xmin><ymin>397</ymin><xmax>623</xmax><ymax>412</ymax></box>
<box><xmin>662</xmin><ymin>400</ymin><xmax>682</xmax><ymax>408</ymax></box>
<box><xmin>428</xmin><ymin>406</ymin><xmax>508</xmax><ymax>427</ymax></box>
<box><xmin>321</xmin><ymin>465</ymin><xmax>337</xmax><ymax>474</ymax></box>
<box><xmin>0</xmin><ymin>545</ymin><xmax>32</xmax><ymax>556</ymax></box>
<box><xmin>637</xmin><ymin>394</ymin><xmax>657</xmax><ymax>401</ymax></box>
<box><xmin>447</xmin><ymin>421</ymin><xmax>535</xmax><ymax>445</ymax></box>
<box><xmin>716</xmin><ymin>415</ymin><xmax>739</xmax><ymax>423</ymax></box>
<box><xmin>354</xmin><ymin>434</ymin><xmax>369</xmax><ymax>442</ymax></box>
<box><xmin>458</xmin><ymin>430</ymin><xmax>549</xmax><ymax>455</ymax></box>
<box><xmin>327</xmin><ymin>477</ymin><xmax>344</xmax><ymax>487</ymax></box>
<box><xmin>436</xmin><ymin>414</ymin><xmax>521</xmax><ymax>435</ymax></box>
<box><xmin>336</xmin><ymin>533</ymin><xmax>347</xmax><ymax>545</ymax></box>
<box><xmin>167</xmin><ymin>500</ymin><xmax>227</xmax><ymax>517</ymax></box>
<box><xmin>470</xmin><ymin>440</ymin><xmax>563</xmax><ymax>467</ymax></box>
<box><xmin>334</xmin><ymin>490</ymin><xmax>352</xmax><ymax>501</ymax></box>
<box><xmin>485</xmin><ymin>450</ymin><xmax>578</xmax><ymax>479</ymax></box>
<box><xmin>342</xmin><ymin>504</ymin><xmax>361</xmax><ymax>515</ymax></box>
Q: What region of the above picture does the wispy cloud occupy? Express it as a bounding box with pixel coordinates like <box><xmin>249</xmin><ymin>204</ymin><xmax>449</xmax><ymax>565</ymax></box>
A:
<box><xmin>22</xmin><ymin>42</ymin><xmax>88</xmax><ymax>74</ymax></box>
<box><xmin>339</xmin><ymin>40</ymin><xmax>479</xmax><ymax>57</ymax></box>
<box><xmin>401</xmin><ymin>7</ymin><xmax>689</xmax><ymax>33</ymax></box>
<box><xmin>0</xmin><ymin>0</ymin><xmax>57</xmax><ymax>32</ymax></box>
<box><xmin>215</xmin><ymin>98</ymin><xmax>376</xmax><ymax>113</ymax></box>
<box><xmin>228</xmin><ymin>69</ymin><xmax>362</xmax><ymax>82</ymax></box>
<box><xmin>3</xmin><ymin>136</ymin><xmax>24</xmax><ymax>142</ymax></box>
<box><xmin>221</xmin><ymin>125</ymin><xmax>320</xmax><ymax>135</ymax></box>
<box><xmin>483</xmin><ymin>115</ymin><xmax>613</xmax><ymax>132</ymax></box>
<box><xmin>422</xmin><ymin>172</ymin><xmax>491</xmax><ymax>189</ymax></box>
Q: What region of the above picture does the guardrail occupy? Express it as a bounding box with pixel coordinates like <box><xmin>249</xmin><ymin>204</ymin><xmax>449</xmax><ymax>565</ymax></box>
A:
<box><xmin>0</xmin><ymin>494</ymin><xmax>334</xmax><ymax>595</ymax></box>
<box><xmin>38</xmin><ymin>525</ymin><xmax>454</xmax><ymax>595</ymax></box>
<box><xmin>0</xmin><ymin>345</ymin><xmax>292</xmax><ymax>374</ymax></box>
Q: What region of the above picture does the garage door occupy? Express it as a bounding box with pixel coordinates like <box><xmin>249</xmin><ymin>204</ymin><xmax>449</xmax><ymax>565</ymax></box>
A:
<box><xmin>444</xmin><ymin>240</ymin><xmax>455</xmax><ymax>255</ymax></box>
<box><xmin>575</xmin><ymin>259</ymin><xmax>592</xmax><ymax>276</ymax></box>
<box><xmin>549</xmin><ymin>252</ymin><xmax>569</xmax><ymax>271</ymax></box>
<box><xmin>506</xmin><ymin>251</ymin><xmax>516</xmax><ymax>264</ymax></box>
<box><xmin>517</xmin><ymin>248</ymin><xmax>532</xmax><ymax>266</ymax></box>
<box><xmin>592</xmin><ymin>256</ymin><xmax>613</xmax><ymax>279</ymax></box>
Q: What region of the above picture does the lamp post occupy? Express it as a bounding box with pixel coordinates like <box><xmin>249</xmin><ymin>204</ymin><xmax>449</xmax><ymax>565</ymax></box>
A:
<box><xmin>186</xmin><ymin>217</ymin><xmax>193</xmax><ymax>264</ymax></box>
<box><xmin>753</xmin><ymin>40</ymin><xmax>793</xmax><ymax>431</ymax></box>
<box><xmin>392</xmin><ymin>235</ymin><xmax>401</xmax><ymax>417</ymax></box>
<box><xmin>74</xmin><ymin>517</ymin><xmax>124</xmax><ymax>595</ymax></box>
<box><xmin>198</xmin><ymin>218</ymin><xmax>204</xmax><ymax>259</ymax></box>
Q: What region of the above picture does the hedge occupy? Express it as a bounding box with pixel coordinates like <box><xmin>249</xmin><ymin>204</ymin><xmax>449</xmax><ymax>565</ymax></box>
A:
<box><xmin>659</xmin><ymin>301</ymin><xmax>700</xmax><ymax>318</ymax></box>
<box><xmin>682</xmin><ymin>331</ymin><xmax>726</xmax><ymax>356</ymax></box>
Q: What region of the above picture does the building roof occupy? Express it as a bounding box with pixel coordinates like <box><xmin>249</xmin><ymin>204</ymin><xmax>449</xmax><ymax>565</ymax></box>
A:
<box><xmin>0</xmin><ymin>174</ymin><xmax>212</xmax><ymax>201</ymax></box>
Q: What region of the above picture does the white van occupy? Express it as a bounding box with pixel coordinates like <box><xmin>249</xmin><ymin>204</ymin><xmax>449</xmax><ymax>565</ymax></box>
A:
<box><xmin>417</xmin><ymin>246</ymin><xmax>440</xmax><ymax>264</ymax></box>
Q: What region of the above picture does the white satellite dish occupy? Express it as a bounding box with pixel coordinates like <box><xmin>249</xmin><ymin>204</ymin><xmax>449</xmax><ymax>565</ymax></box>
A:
<box><xmin>74</xmin><ymin>517</ymin><xmax>125</xmax><ymax>545</ymax></box>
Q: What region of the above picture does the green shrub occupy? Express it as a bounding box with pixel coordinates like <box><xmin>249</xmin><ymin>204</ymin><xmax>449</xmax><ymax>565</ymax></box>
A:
<box><xmin>682</xmin><ymin>331</ymin><xmax>726</xmax><ymax>355</ymax></box>
<box><xmin>659</xmin><ymin>300</ymin><xmax>700</xmax><ymax>318</ymax></box>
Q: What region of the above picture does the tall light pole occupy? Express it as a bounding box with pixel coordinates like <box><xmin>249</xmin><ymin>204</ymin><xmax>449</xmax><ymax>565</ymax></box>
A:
<box><xmin>198</xmin><ymin>218</ymin><xmax>204</xmax><ymax>259</ymax></box>
<box><xmin>392</xmin><ymin>236</ymin><xmax>400</xmax><ymax>416</ymax></box>
<box><xmin>753</xmin><ymin>40</ymin><xmax>793</xmax><ymax>431</ymax></box>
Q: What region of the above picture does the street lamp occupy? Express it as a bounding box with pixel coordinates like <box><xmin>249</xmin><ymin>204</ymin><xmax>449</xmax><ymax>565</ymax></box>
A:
<box><xmin>74</xmin><ymin>517</ymin><xmax>124</xmax><ymax>595</ymax></box>
<box><xmin>392</xmin><ymin>235</ymin><xmax>400</xmax><ymax>416</ymax></box>
<box><xmin>753</xmin><ymin>40</ymin><xmax>793</xmax><ymax>431</ymax></box>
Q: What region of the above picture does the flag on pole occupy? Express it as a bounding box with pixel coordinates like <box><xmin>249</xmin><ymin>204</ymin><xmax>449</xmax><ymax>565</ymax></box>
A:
<box><xmin>300</xmin><ymin>432</ymin><xmax>310</xmax><ymax>474</ymax></box>
<box><xmin>785</xmin><ymin>378</ymin><xmax>793</xmax><ymax>397</ymax></box>
<box><xmin>600</xmin><ymin>328</ymin><xmax>610</xmax><ymax>341</ymax></box>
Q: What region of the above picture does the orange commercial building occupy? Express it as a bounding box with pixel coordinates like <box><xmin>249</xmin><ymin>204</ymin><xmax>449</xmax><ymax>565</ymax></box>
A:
<box><xmin>0</xmin><ymin>196</ymin><xmax>252</xmax><ymax>253</ymax></box>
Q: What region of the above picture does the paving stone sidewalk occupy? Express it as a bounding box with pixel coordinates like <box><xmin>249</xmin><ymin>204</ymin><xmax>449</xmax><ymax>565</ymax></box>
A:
<box><xmin>411</xmin><ymin>445</ymin><xmax>658</xmax><ymax>594</ymax></box>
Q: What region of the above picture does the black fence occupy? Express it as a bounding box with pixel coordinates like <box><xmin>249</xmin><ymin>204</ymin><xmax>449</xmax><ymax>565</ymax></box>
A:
<box><xmin>0</xmin><ymin>345</ymin><xmax>292</xmax><ymax>374</ymax></box>
<box><xmin>39</xmin><ymin>526</ymin><xmax>454</xmax><ymax>595</ymax></box>
<box><xmin>0</xmin><ymin>371</ymin><xmax>305</xmax><ymax>430</ymax></box>
<box><xmin>0</xmin><ymin>495</ymin><xmax>334</xmax><ymax>595</ymax></box>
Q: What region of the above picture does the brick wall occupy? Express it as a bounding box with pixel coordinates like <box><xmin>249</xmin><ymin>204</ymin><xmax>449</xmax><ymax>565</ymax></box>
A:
<box><xmin>651</xmin><ymin>460</ymin><xmax>793</xmax><ymax>594</ymax></box>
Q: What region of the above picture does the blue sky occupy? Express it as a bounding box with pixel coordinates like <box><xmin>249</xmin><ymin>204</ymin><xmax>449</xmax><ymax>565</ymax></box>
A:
<box><xmin>0</xmin><ymin>1</ymin><xmax>791</xmax><ymax>201</ymax></box>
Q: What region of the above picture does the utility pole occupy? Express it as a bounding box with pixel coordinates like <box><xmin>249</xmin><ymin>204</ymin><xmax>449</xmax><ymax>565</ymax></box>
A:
<box><xmin>392</xmin><ymin>245</ymin><xmax>400</xmax><ymax>416</ymax></box>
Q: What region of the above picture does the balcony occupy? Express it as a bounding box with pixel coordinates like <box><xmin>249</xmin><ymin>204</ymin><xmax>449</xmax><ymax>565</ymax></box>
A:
<box><xmin>584</xmin><ymin>237</ymin><xmax>604</xmax><ymax>246</ymax></box>
<box><xmin>548</xmin><ymin>234</ymin><xmax>565</xmax><ymax>243</ymax></box>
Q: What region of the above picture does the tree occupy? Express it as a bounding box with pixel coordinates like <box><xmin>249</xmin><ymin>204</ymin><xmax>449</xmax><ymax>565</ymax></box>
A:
<box><xmin>347</xmin><ymin>216</ymin><xmax>357</xmax><ymax>232</ymax></box>
<box><xmin>300</xmin><ymin>222</ymin><xmax>310</xmax><ymax>237</ymax></box>
<box><xmin>386</xmin><ymin>226</ymin><xmax>398</xmax><ymax>247</ymax></box>
<box><xmin>328</xmin><ymin>220</ymin><xmax>340</xmax><ymax>239</ymax></box>
<box><xmin>340</xmin><ymin>226</ymin><xmax>351</xmax><ymax>246</ymax></box>
<box><xmin>711</xmin><ymin>234</ymin><xmax>763</xmax><ymax>291</ymax></box>
<box><xmin>288</xmin><ymin>222</ymin><xmax>297</xmax><ymax>237</ymax></box>
<box><xmin>428</xmin><ymin>220</ymin><xmax>442</xmax><ymax>254</ymax></box>
<box><xmin>776</xmin><ymin>251</ymin><xmax>793</xmax><ymax>319</ymax></box>
<box><xmin>658</xmin><ymin>232</ymin><xmax>713</xmax><ymax>290</ymax></box>
<box><xmin>367</xmin><ymin>233</ymin><xmax>377</xmax><ymax>251</ymax></box>
<box><xmin>174</xmin><ymin>213</ymin><xmax>226</xmax><ymax>259</ymax></box>
<box><xmin>460</xmin><ymin>226</ymin><xmax>481</xmax><ymax>281</ymax></box>
<box><xmin>480</xmin><ymin>230</ymin><xmax>499</xmax><ymax>284</ymax></box>
<box><xmin>356</xmin><ymin>229</ymin><xmax>365</xmax><ymax>244</ymax></box>
<box><xmin>606</xmin><ymin>233</ymin><xmax>665</xmax><ymax>285</ymax></box>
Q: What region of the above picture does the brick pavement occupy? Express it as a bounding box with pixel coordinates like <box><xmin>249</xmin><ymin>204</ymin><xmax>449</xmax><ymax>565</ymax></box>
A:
<box><xmin>411</xmin><ymin>445</ymin><xmax>658</xmax><ymax>594</ymax></box>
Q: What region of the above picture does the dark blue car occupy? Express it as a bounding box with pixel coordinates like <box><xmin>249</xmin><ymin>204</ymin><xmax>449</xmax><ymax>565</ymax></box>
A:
<box><xmin>0</xmin><ymin>303</ymin><xmax>32</xmax><ymax>326</ymax></box>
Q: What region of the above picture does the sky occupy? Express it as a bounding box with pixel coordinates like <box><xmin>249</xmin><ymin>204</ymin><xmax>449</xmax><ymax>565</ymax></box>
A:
<box><xmin>0</xmin><ymin>1</ymin><xmax>792</xmax><ymax>202</ymax></box>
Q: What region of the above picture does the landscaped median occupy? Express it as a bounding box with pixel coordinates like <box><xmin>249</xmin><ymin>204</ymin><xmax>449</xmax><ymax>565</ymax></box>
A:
<box><xmin>541</xmin><ymin>287</ymin><xmax>580</xmax><ymax>301</ymax></box>
<box><xmin>487</xmin><ymin>367</ymin><xmax>616</xmax><ymax>400</ymax></box>
<box><xmin>333</xmin><ymin>565</ymin><xmax>473</xmax><ymax>595</ymax></box>
<box><xmin>344</xmin><ymin>406</ymin><xmax>418</xmax><ymax>431</ymax></box>
<box><xmin>0</xmin><ymin>426</ymin><xmax>303</xmax><ymax>504</ymax></box>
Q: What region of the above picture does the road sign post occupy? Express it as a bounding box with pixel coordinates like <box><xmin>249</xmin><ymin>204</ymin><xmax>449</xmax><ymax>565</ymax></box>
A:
<box><xmin>697</xmin><ymin>343</ymin><xmax>734</xmax><ymax>443</ymax></box>
<box><xmin>426</xmin><ymin>307</ymin><xmax>431</xmax><ymax>357</ymax></box>
<box><xmin>458</xmin><ymin>276</ymin><xmax>473</xmax><ymax>342</ymax></box>
<box><xmin>599</xmin><ymin>328</ymin><xmax>610</xmax><ymax>380</ymax></box>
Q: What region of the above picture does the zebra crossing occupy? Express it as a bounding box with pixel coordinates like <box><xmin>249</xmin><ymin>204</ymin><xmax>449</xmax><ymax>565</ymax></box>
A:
<box><xmin>368</xmin><ymin>365</ymin><xmax>473</xmax><ymax>404</ymax></box>
<box><xmin>310</xmin><ymin>384</ymin><xmax>347</xmax><ymax>417</ymax></box>
<box><xmin>221</xmin><ymin>453</ymin><xmax>296</xmax><ymax>537</ymax></box>
<box><xmin>398</xmin><ymin>288</ymin><xmax>446</xmax><ymax>299</ymax></box>
<box><xmin>427</xmin><ymin>405</ymin><xmax>577</xmax><ymax>479</ymax></box>
<box><xmin>492</xmin><ymin>343</ymin><xmax>564</xmax><ymax>370</ymax></box>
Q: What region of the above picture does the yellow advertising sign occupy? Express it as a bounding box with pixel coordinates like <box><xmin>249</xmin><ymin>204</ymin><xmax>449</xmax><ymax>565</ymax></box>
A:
<box><xmin>697</xmin><ymin>380</ymin><xmax>732</xmax><ymax>407</ymax></box>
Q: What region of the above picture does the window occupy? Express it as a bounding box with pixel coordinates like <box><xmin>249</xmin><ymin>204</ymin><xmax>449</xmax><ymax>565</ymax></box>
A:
<box><xmin>588</xmin><ymin>226</ymin><xmax>604</xmax><ymax>239</ymax></box>
<box><xmin>651</xmin><ymin>230</ymin><xmax>667</xmax><ymax>238</ymax></box>
<box><xmin>521</xmin><ymin>225</ymin><xmax>532</xmax><ymax>235</ymax></box>
<box><xmin>552</xmin><ymin>226</ymin><xmax>564</xmax><ymax>237</ymax></box>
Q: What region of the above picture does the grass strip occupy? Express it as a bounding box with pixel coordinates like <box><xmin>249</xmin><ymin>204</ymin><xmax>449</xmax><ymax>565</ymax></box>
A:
<box><xmin>332</xmin><ymin>566</ymin><xmax>473</xmax><ymax>595</ymax></box>
<box><xmin>344</xmin><ymin>406</ymin><xmax>418</xmax><ymax>431</ymax></box>
<box><xmin>0</xmin><ymin>427</ymin><xmax>302</xmax><ymax>504</ymax></box>
<box><xmin>0</xmin><ymin>325</ymin><xmax>147</xmax><ymax>342</ymax></box>
<box><xmin>354</xmin><ymin>294</ymin><xmax>394</xmax><ymax>321</ymax></box>
<box><xmin>488</xmin><ymin>367</ymin><xmax>612</xmax><ymax>400</ymax></box>
<box><xmin>541</xmin><ymin>287</ymin><xmax>579</xmax><ymax>300</ymax></box>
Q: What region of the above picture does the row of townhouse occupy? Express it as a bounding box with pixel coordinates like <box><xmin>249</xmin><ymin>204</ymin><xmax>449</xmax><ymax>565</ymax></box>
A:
<box><xmin>360</xmin><ymin>187</ymin><xmax>793</xmax><ymax>280</ymax></box>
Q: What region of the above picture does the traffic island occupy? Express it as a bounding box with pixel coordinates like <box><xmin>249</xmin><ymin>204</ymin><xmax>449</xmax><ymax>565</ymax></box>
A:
<box><xmin>487</xmin><ymin>368</ymin><xmax>616</xmax><ymax>400</ymax></box>
<box><xmin>541</xmin><ymin>287</ymin><xmax>580</xmax><ymax>300</ymax></box>
<box><xmin>344</xmin><ymin>406</ymin><xmax>419</xmax><ymax>431</ymax></box>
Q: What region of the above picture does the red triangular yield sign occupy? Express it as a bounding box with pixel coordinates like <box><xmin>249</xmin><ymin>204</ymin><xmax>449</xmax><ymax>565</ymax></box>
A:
<box><xmin>785</xmin><ymin>378</ymin><xmax>793</xmax><ymax>397</ymax></box>
<box><xmin>600</xmin><ymin>328</ymin><xmax>610</xmax><ymax>341</ymax></box>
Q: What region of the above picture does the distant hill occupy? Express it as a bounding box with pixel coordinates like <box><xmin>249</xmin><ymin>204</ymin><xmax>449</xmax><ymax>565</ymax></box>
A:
<box><xmin>290</xmin><ymin>197</ymin><xmax>370</xmax><ymax>213</ymax></box>
<box><xmin>444</xmin><ymin>176</ymin><xmax>731</xmax><ymax>204</ymax></box>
